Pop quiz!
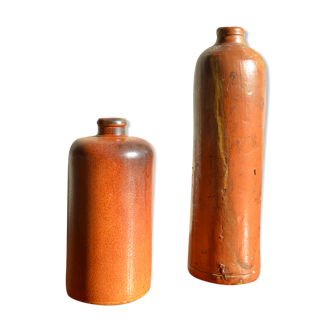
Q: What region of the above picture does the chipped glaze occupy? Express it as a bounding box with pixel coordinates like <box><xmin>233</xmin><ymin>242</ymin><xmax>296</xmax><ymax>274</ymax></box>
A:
<box><xmin>188</xmin><ymin>27</ymin><xmax>266</xmax><ymax>285</ymax></box>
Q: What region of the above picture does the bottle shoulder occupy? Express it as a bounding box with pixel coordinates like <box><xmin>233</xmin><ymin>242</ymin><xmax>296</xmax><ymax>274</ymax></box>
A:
<box><xmin>69</xmin><ymin>136</ymin><xmax>153</xmax><ymax>160</ymax></box>
<box><xmin>196</xmin><ymin>43</ymin><xmax>265</xmax><ymax>69</ymax></box>
<box><xmin>193</xmin><ymin>42</ymin><xmax>266</xmax><ymax>101</ymax></box>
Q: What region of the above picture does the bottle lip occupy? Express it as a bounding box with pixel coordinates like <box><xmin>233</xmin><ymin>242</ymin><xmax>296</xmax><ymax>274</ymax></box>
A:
<box><xmin>217</xmin><ymin>27</ymin><xmax>244</xmax><ymax>36</ymax></box>
<box><xmin>97</xmin><ymin>118</ymin><xmax>127</xmax><ymax>127</ymax></box>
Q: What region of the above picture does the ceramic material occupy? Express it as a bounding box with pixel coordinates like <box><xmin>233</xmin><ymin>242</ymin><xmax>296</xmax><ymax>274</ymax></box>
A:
<box><xmin>188</xmin><ymin>27</ymin><xmax>266</xmax><ymax>285</ymax></box>
<box><xmin>67</xmin><ymin>118</ymin><xmax>154</xmax><ymax>304</ymax></box>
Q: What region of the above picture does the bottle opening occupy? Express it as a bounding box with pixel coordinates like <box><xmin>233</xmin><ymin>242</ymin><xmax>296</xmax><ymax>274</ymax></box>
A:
<box><xmin>214</xmin><ymin>25</ymin><xmax>245</xmax><ymax>36</ymax></box>
<box><xmin>95</xmin><ymin>115</ymin><xmax>128</xmax><ymax>127</ymax></box>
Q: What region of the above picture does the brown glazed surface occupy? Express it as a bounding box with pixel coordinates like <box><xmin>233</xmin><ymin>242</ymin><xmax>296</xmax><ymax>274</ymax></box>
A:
<box><xmin>188</xmin><ymin>27</ymin><xmax>266</xmax><ymax>285</ymax></box>
<box><xmin>67</xmin><ymin>118</ymin><xmax>153</xmax><ymax>304</ymax></box>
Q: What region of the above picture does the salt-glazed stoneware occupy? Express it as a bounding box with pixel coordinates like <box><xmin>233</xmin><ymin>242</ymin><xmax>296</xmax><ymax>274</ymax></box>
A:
<box><xmin>67</xmin><ymin>118</ymin><xmax>154</xmax><ymax>304</ymax></box>
<box><xmin>188</xmin><ymin>27</ymin><xmax>266</xmax><ymax>285</ymax></box>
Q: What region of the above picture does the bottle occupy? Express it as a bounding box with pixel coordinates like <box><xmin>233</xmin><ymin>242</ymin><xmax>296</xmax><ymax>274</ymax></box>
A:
<box><xmin>188</xmin><ymin>27</ymin><xmax>266</xmax><ymax>285</ymax></box>
<box><xmin>66</xmin><ymin>118</ymin><xmax>154</xmax><ymax>304</ymax></box>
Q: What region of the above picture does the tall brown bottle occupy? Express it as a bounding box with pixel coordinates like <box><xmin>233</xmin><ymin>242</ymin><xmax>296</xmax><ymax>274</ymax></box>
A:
<box><xmin>188</xmin><ymin>27</ymin><xmax>266</xmax><ymax>285</ymax></box>
<box><xmin>67</xmin><ymin>118</ymin><xmax>154</xmax><ymax>304</ymax></box>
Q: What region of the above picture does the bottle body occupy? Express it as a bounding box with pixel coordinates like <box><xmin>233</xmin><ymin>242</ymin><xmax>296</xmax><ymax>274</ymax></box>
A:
<box><xmin>67</xmin><ymin>119</ymin><xmax>153</xmax><ymax>304</ymax></box>
<box><xmin>188</xmin><ymin>28</ymin><xmax>266</xmax><ymax>285</ymax></box>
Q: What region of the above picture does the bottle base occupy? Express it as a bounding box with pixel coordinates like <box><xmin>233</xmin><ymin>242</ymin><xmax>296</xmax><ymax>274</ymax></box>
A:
<box><xmin>67</xmin><ymin>288</ymin><xmax>150</xmax><ymax>305</ymax></box>
<box><xmin>188</xmin><ymin>265</ymin><xmax>260</xmax><ymax>285</ymax></box>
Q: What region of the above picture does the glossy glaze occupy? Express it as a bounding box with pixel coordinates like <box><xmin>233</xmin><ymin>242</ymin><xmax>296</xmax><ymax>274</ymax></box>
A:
<box><xmin>188</xmin><ymin>27</ymin><xmax>266</xmax><ymax>285</ymax></box>
<box><xmin>67</xmin><ymin>118</ymin><xmax>153</xmax><ymax>304</ymax></box>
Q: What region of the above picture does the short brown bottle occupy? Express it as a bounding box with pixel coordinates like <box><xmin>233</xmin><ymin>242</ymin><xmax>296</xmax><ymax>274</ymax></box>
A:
<box><xmin>67</xmin><ymin>118</ymin><xmax>154</xmax><ymax>304</ymax></box>
<box><xmin>188</xmin><ymin>27</ymin><xmax>266</xmax><ymax>285</ymax></box>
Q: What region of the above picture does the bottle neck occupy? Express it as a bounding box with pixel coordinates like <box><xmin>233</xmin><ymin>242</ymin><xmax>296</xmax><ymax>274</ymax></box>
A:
<box><xmin>96</xmin><ymin>118</ymin><xmax>127</xmax><ymax>136</ymax></box>
<box><xmin>98</xmin><ymin>126</ymin><xmax>126</xmax><ymax>136</ymax></box>
<box><xmin>215</xmin><ymin>27</ymin><xmax>246</xmax><ymax>45</ymax></box>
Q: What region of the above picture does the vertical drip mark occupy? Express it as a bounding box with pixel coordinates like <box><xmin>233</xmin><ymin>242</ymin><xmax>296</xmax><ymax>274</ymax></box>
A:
<box><xmin>210</xmin><ymin>57</ymin><xmax>233</xmax><ymax>273</ymax></box>
<box><xmin>210</xmin><ymin>58</ymin><xmax>228</xmax><ymax>193</ymax></box>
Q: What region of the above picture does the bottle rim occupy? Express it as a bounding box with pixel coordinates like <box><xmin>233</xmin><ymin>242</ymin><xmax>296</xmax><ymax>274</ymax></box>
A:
<box><xmin>217</xmin><ymin>27</ymin><xmax>244</xmax><ymax>36</ymax></box>
<box><xmin>97</xmin><ymin>118</ymin><xmax>127</xmax><ymax>127</ymax></box>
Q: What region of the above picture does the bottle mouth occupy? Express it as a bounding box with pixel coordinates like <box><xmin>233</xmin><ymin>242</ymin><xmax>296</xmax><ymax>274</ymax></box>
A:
<box><xmin>97</xmin><ymin>118</ymin><xmax>127</xmax><ymax>127</ymax></box>
<box><xmin>217</xmin><ymin>27</ymin><xmax>244</xmax><ymax>36</ymax></box>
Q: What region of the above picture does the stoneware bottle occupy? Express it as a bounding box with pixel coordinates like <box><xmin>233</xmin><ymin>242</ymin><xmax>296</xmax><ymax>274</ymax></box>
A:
<box><xmin>67</xmin><ymin>118</ymin><xmax>154</xmax><ymax>304</ymax></box>
<box><xmin>188</xmin><ymin>27</ymin><xmax>266</xmax><ymax>285</ymax></box>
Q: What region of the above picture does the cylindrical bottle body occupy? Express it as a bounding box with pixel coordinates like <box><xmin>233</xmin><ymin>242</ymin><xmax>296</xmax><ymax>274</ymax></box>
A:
<box><xmin>188</xmin><ymin>30</ymin><xmax>266</xmax><ymax>285</ymax></box>
<box><xmin>67</xmin><ymin>134</ymin><xmax>153</xmax><ymax>304</ymax></box>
